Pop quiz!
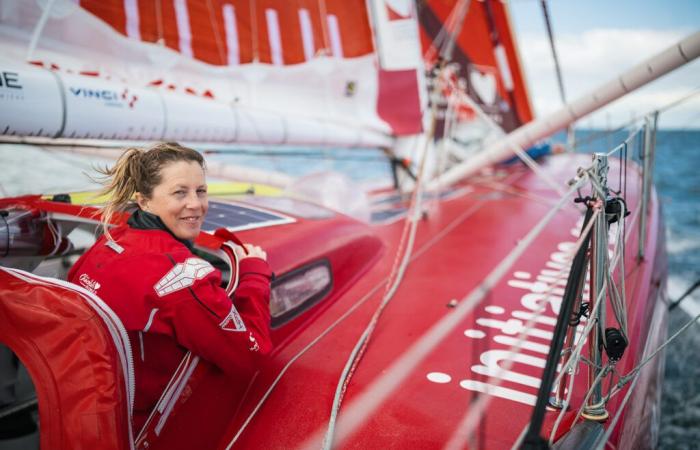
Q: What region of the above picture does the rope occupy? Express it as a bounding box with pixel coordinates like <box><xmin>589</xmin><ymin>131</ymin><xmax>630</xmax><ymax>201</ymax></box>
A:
<box><xmin>577</xmin><ymin>85</ymin><xmax>700</xmax><ymax>148</ymax></box>
<box><xmin>454</xmin><ymin>89</ymin><xmax>567</xmax><ymax>196</ymax></box>
<box><xmin>609</xmin><ymin>312</ymin><xmax>700</xmax><ymax>400</ymax></box>
<box><xmin>322</xmin><ymin>90</ymin><xmax>438</xmax><ymax>450</ymax></box>
<box><xmin>424</xmin><ymin>0</ymin><xmax>472</xmax><ymax>62</ymax></box>
<box><xmin>592</xmin><ymin>370</ymin><xmax>641</xmax><ymax>450</ymax></box>
<box><xmin>540</xmin><ymin>0</ymin><xmax>567</xmax><ymax>105</ymax></box>
<box><xmin>604</xmin><ymin>125</ymin><xmax>645</xmax><ymax>157</ymax></box>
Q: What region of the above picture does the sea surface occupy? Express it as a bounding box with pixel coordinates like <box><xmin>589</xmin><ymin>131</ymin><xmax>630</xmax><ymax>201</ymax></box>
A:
<box><xmin>0</xmin><ymin>129</ymin><xmax>698</xmax><ymax>447</ymax></box>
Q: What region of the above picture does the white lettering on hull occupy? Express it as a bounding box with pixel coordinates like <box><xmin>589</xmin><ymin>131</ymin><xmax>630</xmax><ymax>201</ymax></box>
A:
<box><xmin>426</xmin><ymin>216</ymin><xmax>600</xmax><ymax>406</ymax></box>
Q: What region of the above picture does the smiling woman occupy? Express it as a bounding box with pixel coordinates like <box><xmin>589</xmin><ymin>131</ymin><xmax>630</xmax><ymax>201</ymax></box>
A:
<box><xmin>66</xmin><ymin>142</ymin><xmax>272</xmax><ymax>431</ymax></box>
<box><xmin>136</xmin><ymin>157</ymin><xmax>209</xmax><ymax>241</ymax></box>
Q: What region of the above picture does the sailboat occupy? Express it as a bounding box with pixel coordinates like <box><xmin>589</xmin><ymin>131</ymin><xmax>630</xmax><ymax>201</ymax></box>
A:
<box><xmin>1</xmin><ymin>1</ymin><xmax>698</xmax><ymax>448</ymax></box>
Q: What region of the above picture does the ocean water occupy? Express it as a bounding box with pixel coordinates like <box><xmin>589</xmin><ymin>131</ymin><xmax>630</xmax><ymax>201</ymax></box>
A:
<box><xmin>0</xmin><ymin>130</ymin><xmax>698</xmax><ymax>446</ymax></box>
<box><xmin>653</xmin><ymin>131</ymin><xmax>700</xmax><ymax>450</ymax></box>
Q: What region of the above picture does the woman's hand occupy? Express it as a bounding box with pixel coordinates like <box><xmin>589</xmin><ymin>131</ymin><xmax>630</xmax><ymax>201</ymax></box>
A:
<box><xmin>235</xmin><ymin>243</ymin><xmax>267</xmax><ymax>261</ymax></box>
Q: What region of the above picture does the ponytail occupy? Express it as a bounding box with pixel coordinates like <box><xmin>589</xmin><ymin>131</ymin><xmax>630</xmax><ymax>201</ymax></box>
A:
<box><xmin>95</xmin><ymin>148</ymin><xmax>143</xmax><ymax>239</ymax></box>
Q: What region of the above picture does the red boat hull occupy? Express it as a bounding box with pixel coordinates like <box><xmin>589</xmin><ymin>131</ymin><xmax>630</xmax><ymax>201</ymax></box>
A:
<box><xmin>0</xmin><ymin>152</ymin><xmax>667</xmax><ymax>449</ymax></box>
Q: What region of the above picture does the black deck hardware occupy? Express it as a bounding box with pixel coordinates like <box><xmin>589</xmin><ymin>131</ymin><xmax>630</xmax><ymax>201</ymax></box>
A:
<box><xmin>602</xmin><ymin>327</ymin><xmax>628</xmax><ymax>362</ymax></box>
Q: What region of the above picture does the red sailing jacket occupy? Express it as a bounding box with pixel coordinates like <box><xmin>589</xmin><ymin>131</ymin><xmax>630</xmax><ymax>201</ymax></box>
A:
<box><xmin>67</xmin><ymin>220</ymin><xmax>272</xmax><ymax>429</ymax></box>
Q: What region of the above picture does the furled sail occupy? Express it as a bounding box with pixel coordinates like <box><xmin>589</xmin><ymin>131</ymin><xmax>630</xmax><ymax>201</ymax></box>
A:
<box><xmin>0</xmin><ymin>0</ymin><xmax>428</xmax><ymax>146</ymax></box>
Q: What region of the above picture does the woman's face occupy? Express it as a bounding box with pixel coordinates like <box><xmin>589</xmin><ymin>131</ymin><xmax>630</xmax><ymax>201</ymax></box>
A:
<box><xmin>137</xmin><ymin>160</ymin><xmax>208</xmax><ymax>240</ymax></box>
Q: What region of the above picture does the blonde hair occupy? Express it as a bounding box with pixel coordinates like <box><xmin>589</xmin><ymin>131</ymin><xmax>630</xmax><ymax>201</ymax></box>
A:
<box><xmin>95</xmin><ymin>142</ymin><xmax>205</xmax><ymax>239</ymax></box>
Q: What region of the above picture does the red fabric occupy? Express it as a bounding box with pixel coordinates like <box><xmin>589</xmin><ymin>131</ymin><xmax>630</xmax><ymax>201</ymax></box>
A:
<box><xmin>67</xmin><ymin>225</ymin><xmax>272</xmax><ymax>430</ymax></box>
<box><xmin>79</xmin><ymin>0</ymin><xmax>373</xmax><ymax>66</ymax></box>
<box><xmin>0</xmin><ymin>269</ymin><xmax>132</xmax><ymax>450</ymax></box>
<box><xmin>377</xmin><ymin>69</ymin><xmax>423</xmax><ymax>135</ymax></box>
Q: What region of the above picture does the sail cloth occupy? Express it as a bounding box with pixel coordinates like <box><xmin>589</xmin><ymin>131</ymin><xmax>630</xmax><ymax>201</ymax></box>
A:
<box><xmin>418</xmin><ymin>0</ymin><xmax>534</xmax><ymax>132</ymax></box>
<box><xmin>0</xmin><ymin>0</ymin><xmax>426</xmax><ymax>144</ymax></box>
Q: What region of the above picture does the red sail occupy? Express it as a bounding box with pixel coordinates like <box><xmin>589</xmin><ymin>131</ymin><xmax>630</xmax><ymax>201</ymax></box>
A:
<box><xmin>419</xmin><ymin>0</ymin><xmax>534</xmax><ymax>130</ymax></box>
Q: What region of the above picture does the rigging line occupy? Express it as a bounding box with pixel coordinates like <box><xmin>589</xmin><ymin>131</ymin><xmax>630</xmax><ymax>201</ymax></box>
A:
<box><xmin>570</xmin><ymin>363</ymin><xmax>614</xmax><ymax>427</ymax></box>
<box><xmin>543</xmin><ymin>278</ymin><xmax>611</xmax><ymax>426</ymax></box>
<box><xmin>577</xmin><ymin>85</ymin><xmax>700</xmax><ymax>147</ymax></box>
<box><xmin>591</xmin><ymin>369</ymin><xmax>641</xmax><ymax>450</ymax></box>
<box><xmin>26</xmin><ymin>0</ymin><xmax>56</xmax><ymax>61</ymax></box>
<box><xmin>605</xmin><ymin>125</ymin><xmax>645</xmax><ymax>157</ymax></box>
<box><xmin>539</xmin><ymin>0</ymin><xmax>567</xmax><ymax>104</ymax></box>
<box><xmin>612</xmin><ymin>204</ymin><xmax>628</xmax><ymax>334</ymax></box>
<box><xmin>590</xmin><ymin>313</ymin><xmax>699</xmax><ymax>450</ymax></box>
<box><xmin>309</xmin><ymin>175</ymin><xmax>589</xmax><ymax>450</ymax></box>
<box><xmin>440</xmin><ymin>0</ymin><xmax>471</xmax><ymax>62</ymax></box>
<box><xmin>225</xmin><ymin>277</ymin><xmax>388</xmax><ymax>449</ymax></box>
<box><xmin>455</xmin><ymin>90</ymin><xmax>567</xmax><ymax>197</ymax></box>
<box><xmin>547</xmin><ymin>349</ymin><xmax>581</xmax><ymax>445</ymax></box>
<box><xmin>322</xmin><ymin>90</ymin><xmax>438</xmax><ymax>450</ymax></box>
<box><xmin>607</xmin><ymin>312</ymin><xmax>700</xmax><ymax>400</ymax></box>
<box><xmin>423</xmin><ymin>0</ymin><xmax>471</xmax><ymax>62</ymax></box>
<box><xmin>668</xmin><ymin>279</ymin><xmax>700</xmax><ymax>311</ymax></box>
<box><xmin>445</xmin><ymin>210</ymin><xmax>601</xmax><ymax>450</ymax></box>
<box><xmin>475</xmin><ymin>179</ymin><xmax>557</xmax><ymax>206</ymax></box>
<box><xmin>599</xmin><ymin>198</ymin><xmax>629</xmax><ymax>339</ymax></box>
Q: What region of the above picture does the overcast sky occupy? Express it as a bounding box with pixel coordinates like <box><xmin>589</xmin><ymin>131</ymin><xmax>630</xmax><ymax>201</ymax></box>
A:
<box><xmin>507</xmin><ymin>0</ymin><xmax>700</xmax><ymax>129</ymax></box>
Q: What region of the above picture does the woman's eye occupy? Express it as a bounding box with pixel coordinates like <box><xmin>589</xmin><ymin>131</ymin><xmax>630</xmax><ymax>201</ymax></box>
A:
<box><xmin>197</xmin><ymin>189</ymin><xmax>207</xmax><ymax>195</ymax></box>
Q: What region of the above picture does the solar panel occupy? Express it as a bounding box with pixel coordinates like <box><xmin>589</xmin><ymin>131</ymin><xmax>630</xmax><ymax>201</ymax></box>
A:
<box><xmin>202</xmin><ymin>201</ymin><xmax>295</xmax><ymax>232</ymax></box>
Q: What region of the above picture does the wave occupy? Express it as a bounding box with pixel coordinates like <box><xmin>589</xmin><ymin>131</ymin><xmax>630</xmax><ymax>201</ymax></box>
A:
<box><xmin>666</xmin><ymin>232</ymin><xmax>700</xmax><ymax>255</ymax></box>
<box><xmin>668</xmin><ymin>275</ymin><xmax>700</xmax><ymax>317</ymax></box>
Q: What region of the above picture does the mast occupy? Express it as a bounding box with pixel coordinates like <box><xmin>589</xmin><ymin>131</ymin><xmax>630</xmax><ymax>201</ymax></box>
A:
<box><xmin>430</xmin><ymin>30</ymin><xmax>700</xmax><ymax>189</ymax></box>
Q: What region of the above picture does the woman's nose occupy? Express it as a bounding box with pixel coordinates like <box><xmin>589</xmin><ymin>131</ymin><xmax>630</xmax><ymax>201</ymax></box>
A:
<box><xmin>185</xmin><ymin>191</ymin><xmax>203</xmax><ymax>208</ymax></box>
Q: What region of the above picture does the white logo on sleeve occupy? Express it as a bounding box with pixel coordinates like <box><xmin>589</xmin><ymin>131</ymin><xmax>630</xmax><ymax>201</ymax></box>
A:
<box><xmin>219</xmin><ymin>305</ymin><xmax>247</xmax><ymax>332</ymax></box>
<box><xmin>154</xmin><ymin>258</ymin><xmax>215</xmax><ymax>297</ymax></box>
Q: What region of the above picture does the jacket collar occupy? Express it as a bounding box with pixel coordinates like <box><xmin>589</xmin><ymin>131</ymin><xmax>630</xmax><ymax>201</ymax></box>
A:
<box><xmin>127</xmin><ymin>209</ymin><xmax>194</xmax><ymax>250</ymax></box>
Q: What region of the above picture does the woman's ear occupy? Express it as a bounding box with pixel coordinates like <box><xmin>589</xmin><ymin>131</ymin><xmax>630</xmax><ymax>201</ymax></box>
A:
<box><xmin>135</xmin><ymin>192</ymin><xmax>148</xmax><ymax>211</ymax></box>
